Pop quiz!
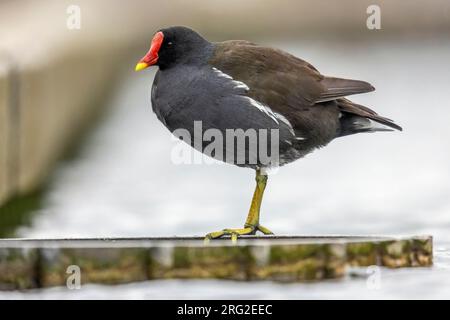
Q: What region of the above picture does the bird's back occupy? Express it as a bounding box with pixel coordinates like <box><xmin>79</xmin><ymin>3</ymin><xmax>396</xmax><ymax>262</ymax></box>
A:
<box><xmin>150</xmin><ymin>37</ymin><xmax>401</xmax><ymax>168</ymax></box>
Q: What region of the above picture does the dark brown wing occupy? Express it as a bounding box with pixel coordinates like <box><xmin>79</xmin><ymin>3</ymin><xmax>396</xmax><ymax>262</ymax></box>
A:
<box><xmin>209</xmin><ymin>41</ymin><xmax>374</xmax><ymax>109</ymax></box>
<box><xmin>317</xmin><ymin>77</ymin><xmax>374</xmax><ymax>102</ymax></box>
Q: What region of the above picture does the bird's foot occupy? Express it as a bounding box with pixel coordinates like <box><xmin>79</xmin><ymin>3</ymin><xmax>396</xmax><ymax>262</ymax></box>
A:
<box><xmin>204</xmin><ymin>224</ymin><xmax>274</xmax><ymax>243</ymax></box>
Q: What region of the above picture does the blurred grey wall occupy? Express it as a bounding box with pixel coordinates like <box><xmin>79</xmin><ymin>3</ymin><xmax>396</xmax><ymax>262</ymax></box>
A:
<box><xmin>0</xmin><ymin>0</ymin><xmax>449</xmax><ymax>206</ymax></box>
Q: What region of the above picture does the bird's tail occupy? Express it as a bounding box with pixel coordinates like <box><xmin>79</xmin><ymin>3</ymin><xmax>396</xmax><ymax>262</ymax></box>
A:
<box><xmin>336</xmin><ymin>98</ymin><xmax>402</xmax><ymax>137</ymax></box>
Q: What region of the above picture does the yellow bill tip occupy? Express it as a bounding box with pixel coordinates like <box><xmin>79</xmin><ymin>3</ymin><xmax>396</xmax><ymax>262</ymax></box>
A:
<box><xmin>135</xmin><ymin>62</ymin><xmax>149</xmax><ymax>72</ymax></box>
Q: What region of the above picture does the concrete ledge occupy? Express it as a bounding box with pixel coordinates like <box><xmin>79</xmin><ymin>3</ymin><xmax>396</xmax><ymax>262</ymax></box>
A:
<box><xmin>0</xmin><ymin>235</ymin><xmax>432</xmax><ymax>289</ymax></box>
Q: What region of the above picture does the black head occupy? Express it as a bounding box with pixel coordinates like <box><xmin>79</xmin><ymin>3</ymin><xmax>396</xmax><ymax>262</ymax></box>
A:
<box><xmin>135</xmin><ymin>26</ymin><xmax>212</xmax><ymax>71</ymax></box>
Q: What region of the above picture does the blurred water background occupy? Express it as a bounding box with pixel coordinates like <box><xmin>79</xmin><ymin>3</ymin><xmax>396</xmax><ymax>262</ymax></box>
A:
<box><xmin>1</xmin><ymin>0</ymin><xmax>450</xmax><ymax>299</ymax></box>
<box><xmin>2</xmin><ymin>40</ymin><xmax>450</xmax><ymax>299</ymax></box>
<box><xmin>14</xmin><ymin>40</ymin><xmax>450</xmax><ymax>241</ymax></box>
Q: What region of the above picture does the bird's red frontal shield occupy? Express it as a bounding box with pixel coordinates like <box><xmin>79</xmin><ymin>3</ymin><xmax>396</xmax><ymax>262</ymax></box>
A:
<box><xmin>135</xmin><ymin>31</ymin><xmax>164</xmax><ymax>71</ymax></box>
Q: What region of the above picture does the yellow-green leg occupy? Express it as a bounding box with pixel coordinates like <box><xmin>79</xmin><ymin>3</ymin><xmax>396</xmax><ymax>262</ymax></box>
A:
<box><xmin>205</xmin><ymin>169</ymin><xmax>274</xmax><ymax>242</ymax></box>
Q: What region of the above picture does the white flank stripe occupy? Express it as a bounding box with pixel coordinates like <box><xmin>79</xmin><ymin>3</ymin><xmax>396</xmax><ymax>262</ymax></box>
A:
<box><xmin>233</xmin><ymin>81</ymin><xmax>250</xmax><ymax>90</ymax></box>
<box><xmin>212</xmin><ymin>66</ymin><xmax>306</xmax><ymax>140</ymax></box>
<box><xmin>212</xmin><ymin>67</ymin><xmax>249</xmax><ymax>90</ymax></box>
<box><xmin>244</xmin><ymin>97</ymin><xmax>279</xmax><ymax>124</ymax></box>
<box><xmin>212</xmin><ymin>67</ymin><xmax>232</xmax><ymax>79</ymax></box>
<box><xmin>274</xmin><ymin>112</ymin><xmax>306</xmax><ymax>140</ymax></box>
<box><xmin>274</xmin><ymin>112</ymin><xmax>295</xmax><ymax>135</ymax></box>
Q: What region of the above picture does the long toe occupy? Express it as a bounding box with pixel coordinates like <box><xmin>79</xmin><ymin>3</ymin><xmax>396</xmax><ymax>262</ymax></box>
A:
<box><xmin>204</xmin><ymin>227</ymin><xmax>254</xmax><ymax>242</ymax></box>
<box><xmin>204</xmin><ymin>226</ymin><xmax>274</xmax><ymax>243</ymax></box>
<box><xmin>257</xmin><ymin>225</ymin><xmax>274</xmax><ymax>235</ymax></box>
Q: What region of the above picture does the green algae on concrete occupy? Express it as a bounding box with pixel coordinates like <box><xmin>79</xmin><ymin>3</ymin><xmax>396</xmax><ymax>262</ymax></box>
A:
<box><xmin>0</xmin><ymin>248</ymin><xmax>40</xmax><ymax>290</ymax></box>
<box><xmin>151</xmin><ymin>246</ymin><xmax>253</xmax><ymax>280</ymax></box>
<box><xmin>379</xmin><ymin>237</ymin><xmax>433</xmax><ymax>268</ymax></box>
<box><xmin>346</xmin><ymin>242</ymin><xmax>378</xmax><ymax>266</ymax></box>
<box><xmin>0</xmin><ymin>235</ymin><xmax>433</xmax><ymax>289</ymax></box>
<box><xmin>40</xmin><ymin>248</ymin><xmax>149</xmax><ymax>287</ymax></box>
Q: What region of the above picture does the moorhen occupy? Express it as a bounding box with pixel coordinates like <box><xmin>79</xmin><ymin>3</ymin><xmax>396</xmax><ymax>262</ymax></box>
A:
<box><xmin>135</xmin><ymin>26</ymin><xmax>402</xmax><ymax>241</ymax></box>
